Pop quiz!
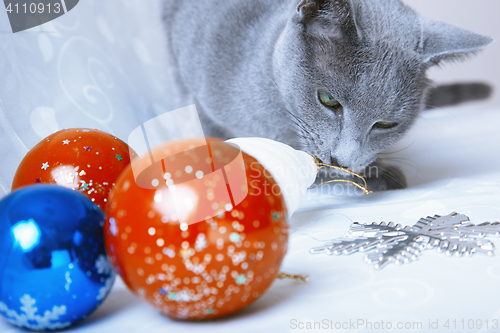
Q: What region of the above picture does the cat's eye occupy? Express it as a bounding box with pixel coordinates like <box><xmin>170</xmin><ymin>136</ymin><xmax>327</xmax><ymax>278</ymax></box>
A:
<box><xmin>319</xmin><ymin>91</ymin><xmax>342</xmax><ymax>109</ymax></box>
<box><xmin>373</xmin><ymin>121</ymin><xmax>399</xmax><ymax>129</ymax></box>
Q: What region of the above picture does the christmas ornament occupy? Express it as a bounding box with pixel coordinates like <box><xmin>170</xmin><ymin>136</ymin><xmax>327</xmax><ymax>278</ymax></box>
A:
<box><xmin>105</xmin><ymin>138</ymin><xmax>289</xmax><ymax>320</ymax></box>
<box><xmin>226</xmin><ymin>137</ymin><xmax>371</xmax><ymax>215</ymax></box>
<box><xmin>12</xmin><ymin>128</ymin><xmax>136</xmax><ymax>210</ymax></box>
<box><xmin>310</xmin><ymin>212</ymin><xmax>500</xmax><ymax>269</ymax></box>
<box><xmin>0</xmin><ymin>185</ymin><xmax>115</xmax><ymax>331</ymax></box>
<box><xmin>105</xmin><ymin>136</ymin><xmax>371</xmax><ymax>320</ymax></box>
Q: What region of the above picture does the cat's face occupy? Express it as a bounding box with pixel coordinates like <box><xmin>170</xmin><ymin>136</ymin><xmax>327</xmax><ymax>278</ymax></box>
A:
<box><xmin>273</xmin><ymin>0</ymin><xmax>492</xmax><ymax>171</ymax></box>
<box><xmin>276</xmin><ymin>35</ymin><xmax>428</xmax><ymax>171</ymax></box>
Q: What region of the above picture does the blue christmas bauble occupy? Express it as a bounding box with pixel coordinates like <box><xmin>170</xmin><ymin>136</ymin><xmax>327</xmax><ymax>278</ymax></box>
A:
<box><xmin>0</xmin><ymin>185</ymin><xmax>115</xmax><ymax>331</ymax></box>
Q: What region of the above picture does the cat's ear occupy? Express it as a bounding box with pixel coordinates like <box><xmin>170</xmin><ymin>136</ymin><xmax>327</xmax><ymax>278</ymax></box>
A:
<box><xmin>296</xmin><ymin>0</ymin><xmax>361</xmax><ymax>44</ymax></box>
<box><xmin>420</xmin><ymin>18</ymin><xmax>493</xmax><ymax>66</ymax></box>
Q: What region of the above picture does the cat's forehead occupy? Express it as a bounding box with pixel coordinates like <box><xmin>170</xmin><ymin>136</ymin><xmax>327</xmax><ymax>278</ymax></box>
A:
<box><xmin>312</xmin><ymin>40</ymin><xmax>421</xmax><ymax>85</ymax></box>
<box><xmin>355</xmin><ymin>0</ymin><xmax>422</xmax><ymax>48</ymax></box>
<box><xmin>309</xmin><ymin>0</ymin><xmax>424</xmax><ymax>77</ymax></box>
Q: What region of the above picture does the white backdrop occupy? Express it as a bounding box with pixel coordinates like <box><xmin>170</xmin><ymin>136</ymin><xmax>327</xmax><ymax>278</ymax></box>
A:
<box><xmin>0</xmin><ymin>0</ymin><xmax>181</xmax><ymax>196</ymax></box>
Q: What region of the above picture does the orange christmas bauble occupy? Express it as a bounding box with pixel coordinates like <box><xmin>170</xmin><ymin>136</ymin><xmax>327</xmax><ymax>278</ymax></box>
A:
<box><xmin>12</xmin><ymin>128</ymin><xmax>136</xmax><ymax>210</ymax></box>
<box><xmin>104</xmin><ymin>138</ymin><xmax>289</xmax><ymax>319</ymax></box>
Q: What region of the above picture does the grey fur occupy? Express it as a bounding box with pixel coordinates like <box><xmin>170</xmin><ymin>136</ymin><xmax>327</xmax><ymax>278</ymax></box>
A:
<box><xmin>425</xmin><ymin>83</ymin><xmax>492</xmax><ymax>109</ymax></box>
<box><xmin>163</xmin><ymin>0</ymin><xmax>492</xmax><ymax>172</ymax></box>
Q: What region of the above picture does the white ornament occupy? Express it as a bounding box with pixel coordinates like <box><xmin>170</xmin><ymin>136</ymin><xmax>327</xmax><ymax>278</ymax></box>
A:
<box><xmin>226</xmin><ymin>137</ymin><xmax>317</xmax><ymax>216</ymax></box>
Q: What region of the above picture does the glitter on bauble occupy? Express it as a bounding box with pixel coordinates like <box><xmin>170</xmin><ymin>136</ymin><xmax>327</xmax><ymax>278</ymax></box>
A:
<box><xmin>104</xmin><ymin>137</ymin><xmax>316</xmax><ymax>320</ymax></box>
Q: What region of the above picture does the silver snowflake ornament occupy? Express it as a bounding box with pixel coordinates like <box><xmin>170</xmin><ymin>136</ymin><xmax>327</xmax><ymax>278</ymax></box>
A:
<box><xmin>310</xmin><ymin>212</ymin><xmax>500</xmax><ymax>269</ymax></box>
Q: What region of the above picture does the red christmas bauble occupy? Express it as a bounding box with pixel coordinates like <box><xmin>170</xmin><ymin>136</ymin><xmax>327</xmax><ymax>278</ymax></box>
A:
<box><xmin>12</xmin><ymin>128</ymin><xmax>136</xmax><ymax>210</ymax></box>
<box><xmin>104</xmin><ymin>138</ymin><xmax>289</xmax><ymax>320</ymax></box>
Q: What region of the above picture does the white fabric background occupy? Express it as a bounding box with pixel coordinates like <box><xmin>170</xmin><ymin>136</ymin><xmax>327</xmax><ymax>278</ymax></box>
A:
<box><xmin>1</xmin><ymin>1</ymin><xmax>500</xmax><ymax>332</ymax></box>
<box><xmin>0</xmin><ymin>0</ymin><xmax>183</xmax><ymax>196</ymax></box>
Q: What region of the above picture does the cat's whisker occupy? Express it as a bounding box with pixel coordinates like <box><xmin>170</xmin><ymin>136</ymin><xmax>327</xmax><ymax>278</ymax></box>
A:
<box><xmin>378</xmin><ymin>140</ymin><xmax>417</xmax><ymax>155</ymax></box>
<box><xmin>283</xmin><ymin>109</ymin><xmax>317</xmax><ymax>132</ymax></box>
<box><xmin>371</xmin><ymin>165</ymin><xmax>407</xmax><ymax>189</ymax></box>
<box><xmin>259</xmin><ymin>108</ymin><xmax>321</xmax><ymax>151</ymax></box>
<box><xmin>282</xmin><ymin>110</ymin><xmax>321</xmax><ymax>141</ymax></box>
<box><xmin>256</xmin><ymin>109</ymin><xmax>306</xmax><ymax>132</ymax></box>
<box><xmin>379</xmin><ymin>159</ymin><xmax>416</xmax><ymax>167</ymax></box>
<box><xmin>261</xmin><ymin>74</ymin><xmax>321</xmax><ymax>134</ymax></box>
<box><xmin>260</xmin><ymin>73</ymin><xmax>319</xmax><ymax>133</ymax></box>
<box><xmin>378</xmin><ymin>157</ymin><xmax>419</xmax><ymax>171</ymax></box>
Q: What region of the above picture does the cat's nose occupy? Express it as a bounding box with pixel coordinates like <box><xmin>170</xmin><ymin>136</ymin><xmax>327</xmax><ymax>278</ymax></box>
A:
<box><xmin>328</xmin><ymin>156</ymin><xmax>355</xmax><ymax>171</ymax></box>
<box><xmin>325</xmin><ymin>156</ymin><xmax>341</xmax><ymax>167</ymax></box>
<box><xmin>331</xmin><ymin>137</ymin><xmax>362</xmax><ymax>170</ymax></box>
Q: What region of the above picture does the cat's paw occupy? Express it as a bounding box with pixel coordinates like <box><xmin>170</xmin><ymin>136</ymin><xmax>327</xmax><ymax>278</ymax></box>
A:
<box><xmin>363</xmin><ymin>163</ymin><xmax>407</xmax><ymax>192</ymax></box>
<box><xmin>313</xmin><ymin>162</ymin><xmax>407</xmax><ymax>193</ymax></box>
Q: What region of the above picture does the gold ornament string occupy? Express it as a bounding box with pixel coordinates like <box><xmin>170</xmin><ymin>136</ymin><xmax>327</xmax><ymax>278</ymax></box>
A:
<box><xmin>309</xmin><ymin>156</ymin><xmax>372</xmax><ymax>194</ymax></box>
<box><xmin>277</xmin><ymin>158</ymin><xmax>371</xmax><ymax>284</ymax></box>
<box><xmin>277</xmin><ymin>272</ymin><xmax>309</xmax><ymax>282</ymax></box>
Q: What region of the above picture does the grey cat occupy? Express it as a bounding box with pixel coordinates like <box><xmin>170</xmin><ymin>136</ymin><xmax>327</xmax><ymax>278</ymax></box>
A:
<box><xmin>163</xmin><ymin>0</ymin><xmax>493</xmax><ymax>190</ymax></box>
